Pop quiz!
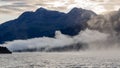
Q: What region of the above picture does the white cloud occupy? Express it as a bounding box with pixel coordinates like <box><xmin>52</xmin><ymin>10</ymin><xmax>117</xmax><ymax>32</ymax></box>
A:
<box><xmin>0</xmin><ymin>30</ymin><xmax>110</xmax><ymax>52</ymax></box>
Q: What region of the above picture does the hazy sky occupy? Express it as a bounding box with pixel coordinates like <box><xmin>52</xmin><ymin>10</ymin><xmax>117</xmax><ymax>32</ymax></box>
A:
<box><xmin>0</xmin><ymin>0</ymin><xmax>120</xmax><ymax>24</ymax></box>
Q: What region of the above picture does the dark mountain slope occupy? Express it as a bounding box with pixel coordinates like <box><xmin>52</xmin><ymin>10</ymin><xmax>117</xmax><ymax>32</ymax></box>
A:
<box><xmin>0</xmin><ymin>7</ymin><xmax>96</xmax><ymax>44</ymax></box>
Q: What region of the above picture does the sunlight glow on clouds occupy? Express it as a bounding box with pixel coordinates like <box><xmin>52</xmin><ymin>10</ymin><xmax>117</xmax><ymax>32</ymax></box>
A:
<box><xmin>0</xmin><ymin>0</ymin><xmax>120</xmax><ymax>23</ymax></box>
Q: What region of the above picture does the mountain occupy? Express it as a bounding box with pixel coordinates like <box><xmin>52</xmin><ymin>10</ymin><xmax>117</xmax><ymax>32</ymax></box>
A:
<box><xmin>0</xmin><ymin>7</ymin><xmax>96</xmax><ymax>44</ymax></box>
<box><xmin>0</xmin><ymin>46</ymin><xmax>12</xmax><ymax>54</ymax></box>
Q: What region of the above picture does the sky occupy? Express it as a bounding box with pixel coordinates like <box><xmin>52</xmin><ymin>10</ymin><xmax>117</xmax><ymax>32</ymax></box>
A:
<box><xmin>0</xmin><ymin>0</ymin><xmax>120</xmax><ymax>24</ymax></box>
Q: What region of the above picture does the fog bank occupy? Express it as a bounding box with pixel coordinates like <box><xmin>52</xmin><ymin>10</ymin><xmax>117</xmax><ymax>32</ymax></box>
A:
<box><xmin>0</xmin><ymin>29</ymin><xmax>112</xmax><ymax>52</ymax></box>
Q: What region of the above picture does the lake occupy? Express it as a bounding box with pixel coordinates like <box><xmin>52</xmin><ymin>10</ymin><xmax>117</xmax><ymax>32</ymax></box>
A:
<box><xmin>0</xmin><ymin>51</ymin><xmax>120</xmax><ymax>68</ymax></box>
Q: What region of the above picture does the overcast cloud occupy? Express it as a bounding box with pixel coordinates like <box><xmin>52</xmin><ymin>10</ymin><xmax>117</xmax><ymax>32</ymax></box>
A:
<box><xmin>0</xmin><ymin>0</ymin><xmax>120</xmax><ymax>23</ymax></box>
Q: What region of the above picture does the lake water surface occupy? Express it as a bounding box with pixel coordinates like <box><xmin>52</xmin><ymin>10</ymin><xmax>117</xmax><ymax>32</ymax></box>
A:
<box><xmin>0</xmin><ymin>51</ymin><xmax>120</xmax><ymax>68</ymax></box>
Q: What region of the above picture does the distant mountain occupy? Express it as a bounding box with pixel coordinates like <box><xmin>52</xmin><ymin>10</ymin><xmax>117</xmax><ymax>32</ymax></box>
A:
<box><xmin>0</xmin><ymin>46</ymin><xmax>12</xmax><ymax>54</ymax></box>
<box><xmin>0</xmin><ymin>7</ymin><xmax>96</xmax><ymax>44</ymax></box>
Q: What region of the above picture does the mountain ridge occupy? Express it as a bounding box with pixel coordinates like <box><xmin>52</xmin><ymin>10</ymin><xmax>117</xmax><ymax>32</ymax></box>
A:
<box><xmin>0</xmin><ymin>7</ymin><xmax>96</xmax><ymax>44</ymax></box>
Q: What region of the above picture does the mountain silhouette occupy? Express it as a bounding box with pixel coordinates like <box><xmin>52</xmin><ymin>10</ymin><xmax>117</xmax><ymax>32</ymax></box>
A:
<box><xmin>0</xmin><ymin>7</ymin><xmax>96</xmax><ymax>44</ymax></box>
